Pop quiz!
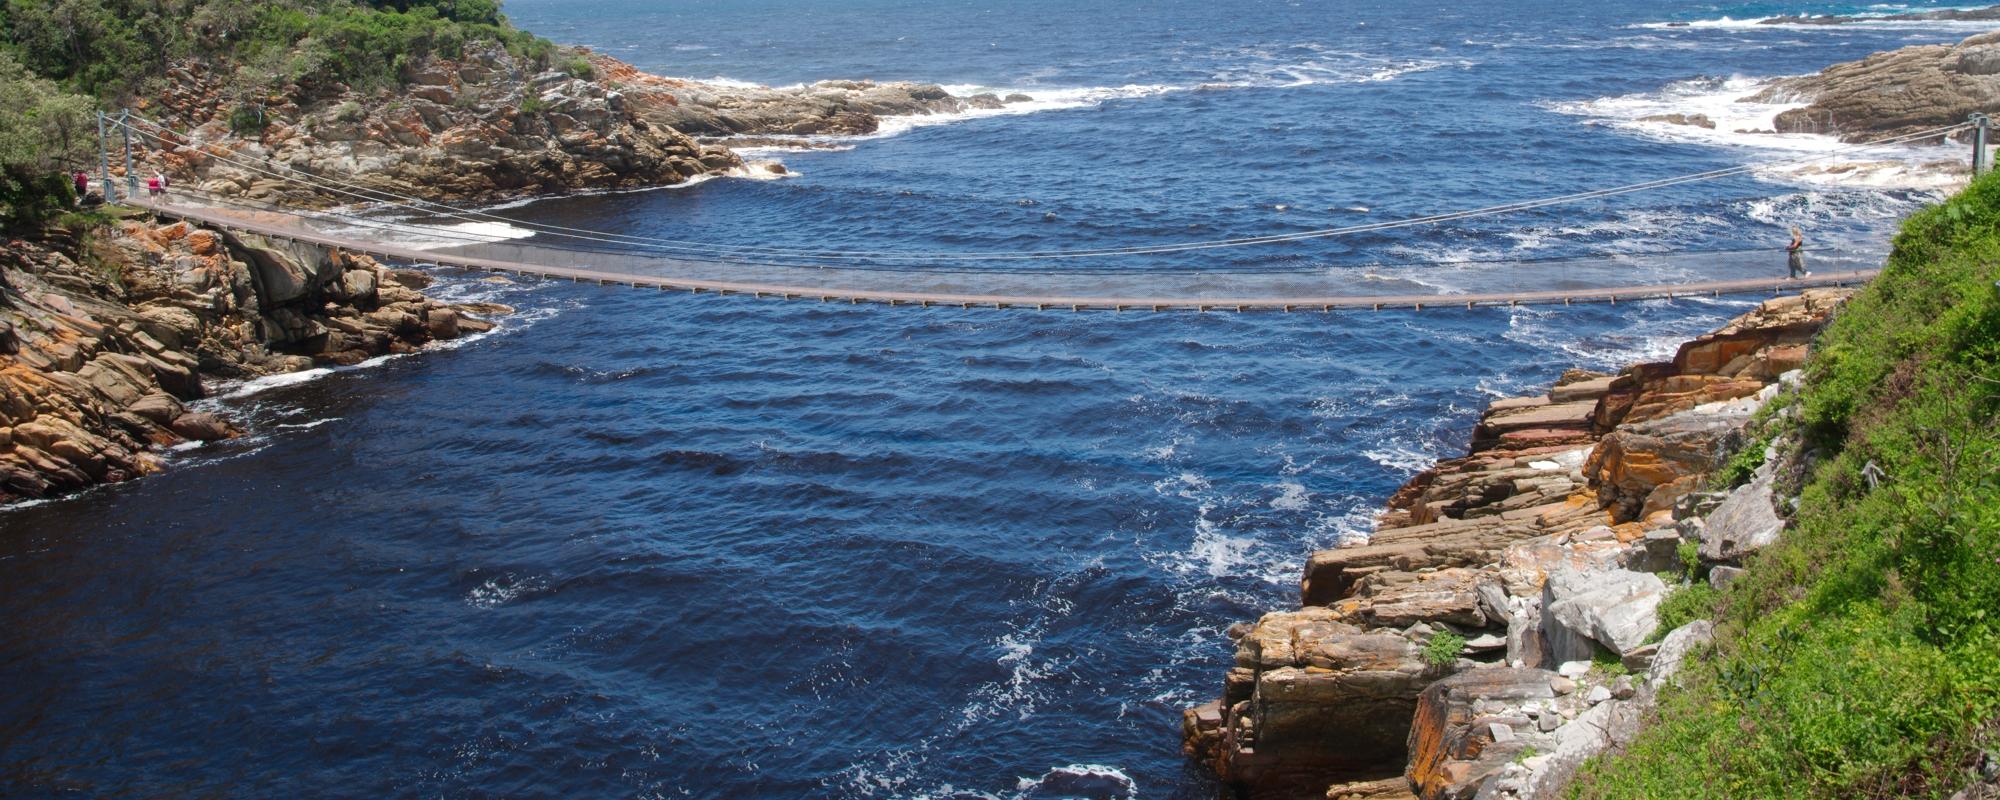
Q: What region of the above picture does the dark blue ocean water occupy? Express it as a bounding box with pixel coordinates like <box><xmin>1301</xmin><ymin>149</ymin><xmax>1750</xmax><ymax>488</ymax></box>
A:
<box><xmin>1</xmin><ymin>1</ymin><xmax>1988</xmax><ymax>797</ymax></box>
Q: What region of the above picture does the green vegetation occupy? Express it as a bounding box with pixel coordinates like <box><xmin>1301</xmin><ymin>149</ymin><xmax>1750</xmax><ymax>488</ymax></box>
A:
<box><xmin>1424</xmin><ymin>630</ymin><xmax>1467</xmax><ymax>669</ymax></box>
<box><xmin>0</xmin><ymin>50</ymin><xmax>91</xmax><ymax>230</ymax></box>
<box><xmin>1650</xmin><ymin>581</ymin><xmax>1717</xmax><ymax>641</ymax></box>
<box><xmin>1574</xmin><ymin>172</ymin><xmax>2000</xmax><ymax>799</ymax></box>
<box><xmin>0</xmin><ymin>0</ymin><xmax>555</xmax><ymax>101</ymax></box>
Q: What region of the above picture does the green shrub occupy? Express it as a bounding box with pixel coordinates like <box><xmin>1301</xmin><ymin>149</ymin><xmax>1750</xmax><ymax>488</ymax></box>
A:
<box><xmin>227</xmin><ymin>104</ymin><xmax>267</xmax><ymax>135</ymax></box>
<box><xmin>1424</xmin><ymin>631</ymin><xmax>1466</xmax><ymax>668</ymax></box>
<box><xmin>561</xmin><ymin>54</ymin><xmax>594</xmax><ymax>80</ymax></box>
<box><xmin>1651</xmin><ymin>582</ymin><xmax>1717</xmax><ymax>641</ymax></box>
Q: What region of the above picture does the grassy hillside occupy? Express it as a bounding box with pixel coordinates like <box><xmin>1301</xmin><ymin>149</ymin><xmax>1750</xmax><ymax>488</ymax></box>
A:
<box><xmin>1575</xmin><ymin>172</ymin><xmax>2000</xmax><ymax>798</ymax></box>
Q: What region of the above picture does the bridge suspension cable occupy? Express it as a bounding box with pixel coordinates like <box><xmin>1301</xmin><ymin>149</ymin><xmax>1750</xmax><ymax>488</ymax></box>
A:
<box><xmin>113</xmin><ymin>113</ymin><xmax>1968</xmax><ymax>263</ymax></box>
<box><xmin>154</xmin><ymin>183</ymin><xmax>1869</xmax><ymax>280</ymax></box>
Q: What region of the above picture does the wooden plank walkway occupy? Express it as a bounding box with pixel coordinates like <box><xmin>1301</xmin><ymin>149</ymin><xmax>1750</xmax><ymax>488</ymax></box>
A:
<box><xmin>134</xmin><ymin>199</ymin><xmax>1878</xmax><ymax>312</ymax></box>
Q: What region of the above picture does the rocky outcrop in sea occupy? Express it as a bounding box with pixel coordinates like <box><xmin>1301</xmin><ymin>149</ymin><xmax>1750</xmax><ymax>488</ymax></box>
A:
<box><xmin>589</xmin><ymin>54</ymin><xmax>1008</xmax><ymax>138</ymax></box>
<box><xmin>1748</xmin><ymin>30</ymin><xmax>2000</xmax><ymax>142</ymax></box>
<box><xmin>0</xmin><ymin>216</ymin><xmax>505</xmax><ymax>504</ymax></box>
<box><xmin>1181</xmin><ymin>291</ymin><xmax>1852</xmax><ymax>799</ymax></box>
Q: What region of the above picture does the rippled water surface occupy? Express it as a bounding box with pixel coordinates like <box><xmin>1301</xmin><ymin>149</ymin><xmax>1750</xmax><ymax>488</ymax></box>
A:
<box><xmin>1</xmin><ymin>0</ymin><xmax>1989</xmax><ymax>796</ymax></box>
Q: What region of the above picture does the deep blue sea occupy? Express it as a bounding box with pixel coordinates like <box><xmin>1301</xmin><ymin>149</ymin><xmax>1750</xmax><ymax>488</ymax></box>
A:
<box><xmin>2</xmin><ymin>1</ymin><xmax>1991</xmax><ymax>797</ymax></box>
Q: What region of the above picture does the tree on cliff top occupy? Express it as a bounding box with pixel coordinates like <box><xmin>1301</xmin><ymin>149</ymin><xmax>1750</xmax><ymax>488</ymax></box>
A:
<box><xmin>0</xmin><ymin>49</ymin><xmax>92</xmax><ymax>230</ymax></box>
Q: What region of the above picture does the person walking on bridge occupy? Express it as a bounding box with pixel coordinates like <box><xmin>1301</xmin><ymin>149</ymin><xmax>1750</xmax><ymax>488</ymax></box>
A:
<box><xmin>1787</xmin><ymin>226</ymin><xmax>1810</xmax><ymax>279</ymax></box>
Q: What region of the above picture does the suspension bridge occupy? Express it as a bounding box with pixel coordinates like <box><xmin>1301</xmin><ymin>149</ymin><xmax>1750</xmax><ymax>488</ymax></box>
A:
<box><xmin>101</xmin><ymin>113</ymin><xmax>1990</xmax><ymax>312</ymax></box>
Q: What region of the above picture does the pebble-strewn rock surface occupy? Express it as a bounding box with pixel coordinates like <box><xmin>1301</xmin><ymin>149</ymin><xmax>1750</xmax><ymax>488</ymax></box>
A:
<box><xmin>0</xmin><ymin>217</ymin><xmax>506</xmax><ymax>504</ymax></box>
<box><xmin>1750</xmin><ymin>31</ymin><xmax>2000</xmax><ymax>142</ymax></box>
<box><xmin>1181</xmin><ymin>290</ymin><xmax>1852</xmax><ymax>800</ymax></box>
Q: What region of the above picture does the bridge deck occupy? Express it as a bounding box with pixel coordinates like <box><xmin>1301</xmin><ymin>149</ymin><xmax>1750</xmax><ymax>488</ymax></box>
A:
<box><xmin>133</xmin><ymin>199</ymin><xmax>1877</xmax><ymax>311</ymax></box>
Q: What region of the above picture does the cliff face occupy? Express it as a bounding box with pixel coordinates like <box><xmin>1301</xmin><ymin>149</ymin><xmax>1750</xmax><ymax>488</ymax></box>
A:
<box><xmin>132</xmin><ymin>42</ymin><xmax>741</xmax><ymax>206</ymax></box>
<box><xmin>124</xmin><ymin>44</ymin><xmax>993</xmax><ymax>207</ymax></box>
<box><xmin>1182</xmin><ymin>291</ymin><xmax>1851</xmax><ymax>800</ymax></box>
<box><xmin>1750</xmin><ymin>31</ymin><xmax>2000</xmax><ymax>142</ymax></box>
<box><xmin>0</xmin><ymin>217</ymin><xmax>502</xmax><ymax>504</ymax></box>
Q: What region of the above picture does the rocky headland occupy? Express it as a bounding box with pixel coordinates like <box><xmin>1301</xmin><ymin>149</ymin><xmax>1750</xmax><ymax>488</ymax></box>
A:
<box><xmin>1181</xmin><ymin>290</ymin><xmax>1852</xmax><ymax>799</ymax></box>
<box><xmin>1747</xmin><ymin>30</ymin><xmax>2000</xmax><ymax>142</ymax></box>
<box><xmin>129</xmin><ymin>44</ymin><xmax>1010</xmax><ymax>208</ymax></box>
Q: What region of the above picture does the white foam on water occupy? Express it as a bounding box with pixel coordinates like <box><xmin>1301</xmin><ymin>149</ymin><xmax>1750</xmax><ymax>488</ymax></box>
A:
<box><xmin>323</xmin><ymin>218</ymin><xmax>539</xmax><ymax>252</ymax></box>
<box><xmin>1362</xmin><ymin>441</ymin><xmax>1441</xmax><ymax>473</ymax></box>
<box><xmin>273</xmin><ymin>417</ymin><xmax>341</xmax><ymax>430</ymax></box>
<box><xmin>1547</xmin><ymin>74</ymin><xmax>1972</xmax><ymax>190</ymax></box>
<box><xmin>1633</xmin><ymin>6</ymin><xmax>2000</xmax><ymax>30</ymax></box>
<box><xmin>465</xmin><ymin>572</ymin><xmax>548</xmax><ymax>609</ymax></box>
<box><xmin>208</xmin><ymin>366</ymin><xmax>337</xmax><ymax>400</ymax></box>
<box><xmin>814</xmin><ymin>48</ymin><xmax>1466</xmax><ymax>143</ymax></box>
<box><xmin>1269</xmin><ymin>480</ymin><xmax>1311</xmax><ymax>511</ymax></box>
<box><xmin>1014</xmin><ymin>764</ymin><xmax>1137</xmax><ymax>799</ymax></box>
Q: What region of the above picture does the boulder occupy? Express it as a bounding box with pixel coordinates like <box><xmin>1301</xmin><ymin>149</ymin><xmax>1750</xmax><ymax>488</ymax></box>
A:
<box><xmin>1192</xmin><ymin>608</ymin><xmax>1449</xmax><ymax>794</ymax></box>
<box><xmin>1406</xmin><ymin>668</ymin><xmax>1558</xmax><ymax>799</ymax></box>
<box><xmin>168</xmin><ymin>411</ymin><xmax>235</xmax><ymax>441</ymax></box>
<box><xmin>1541</xmin><ymin>566</ymin><xmax>1667</xmax><ymax>662</ymax></box>
<box><xmin>1698</xmin><ymin>464</ymin><xmax>1786</xmax><ymax>565</ymax></box>
<box><xmin>1586</xmin><ymin>406</ymin><xmax>1750</xmax><ymax>523</ymax></box>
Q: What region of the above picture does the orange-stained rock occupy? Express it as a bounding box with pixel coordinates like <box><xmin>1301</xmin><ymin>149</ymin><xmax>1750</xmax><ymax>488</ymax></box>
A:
<box><xmin>1406</xmin><ymin>668</ymin><xmax>1557</xmax><ymax>800</ymax></box>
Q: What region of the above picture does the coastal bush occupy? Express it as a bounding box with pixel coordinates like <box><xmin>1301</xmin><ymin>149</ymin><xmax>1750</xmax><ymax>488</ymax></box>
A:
<box><xmin>1649</xmin><ymin>581</ymin><xmax>1716</xmax><ymax>641</ymax></box>
<box><xmin>0</xmin><ymin>0</ymin><xmax>556</xmax><ymax>99</ymax></box>
<box><xmin>1573</xmin><ymin>171</ymin><xmax>2000</xmax><ymax>799</ymax></box>
<box><xmin>227</xmin><ymin>104</ymin><xmax>267</xmax><ymax>135</ymax></box>
<box><xmin>0</xmin><ymin>51</ymin><xmax>92</xmax><ymax>230</ymax></box>
<box><xmin>561</xmin><ymin>54</ymin><xmax>593</xmax><ymax>80</ymax></box>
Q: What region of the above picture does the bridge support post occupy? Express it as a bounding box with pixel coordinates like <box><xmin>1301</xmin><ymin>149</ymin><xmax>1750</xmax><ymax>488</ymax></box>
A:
<box><xmin>1972</xmin><ymin>113</ymin><xmax>1992</xmax><ymax>176</ymax></box>
<box><xmin>96</xmin><ymin>112</ymin><xmax>115</xmax><ymax>204</ymax></box>
<box><xmin>119</xmin><ymin>110</ymin><xmax>137</xmax><ymax>201</ymax></box>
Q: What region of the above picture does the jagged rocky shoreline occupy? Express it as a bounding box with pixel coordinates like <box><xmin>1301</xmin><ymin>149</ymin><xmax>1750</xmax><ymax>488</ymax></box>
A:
<box><xmin>1182</xmin><ymin>290</ymin><xmax>1852</xmax><ymax>799</ymax></box>
<box><xmin>0</xmin><ymin>215</ymin><xmax>503</xmax><ymax>502</ymax></box>
<box><xmin>3</xmin><ymin>40</ymin><xmax>1017</xmax><ymax>507</ymax></box>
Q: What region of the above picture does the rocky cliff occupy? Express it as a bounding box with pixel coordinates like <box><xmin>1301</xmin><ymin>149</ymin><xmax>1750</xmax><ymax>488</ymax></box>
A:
<box><xmin>0</xmin><ymin>215</ymin><xmax>503</xmax><ymax>504</ymax></box>
<box><xmin>1181</xmin><ymin>290</ymin><xmax>1852</xmax><ymax>799</ymax></box>
<box><xmin>127</xmin><ymin>44</ymin><xmax>991</xmax><ymax>207</ymax></box>
<box><xmin>1749</xmin><ymin>31</ymin><xmax>2000</xmax><ymax>142</ymax></box>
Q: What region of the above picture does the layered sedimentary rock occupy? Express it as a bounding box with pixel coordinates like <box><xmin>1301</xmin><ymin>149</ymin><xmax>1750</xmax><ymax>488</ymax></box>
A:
<box><xmin>1183</xmin><ymin>290</ymin><xmax>1852</xmax><ymax>799</ymax></box>
<box><xmin>1748</xmin><ymin>31</ymin><xmax>2000</xmax><ymax>142</ymax></box>
<box><xmin>0</xmin><ymin>218</ymin><xmax>503</xmax><ymax>504</ymax></box>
